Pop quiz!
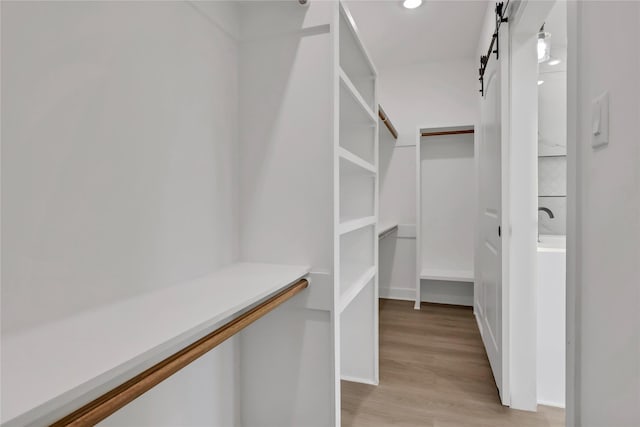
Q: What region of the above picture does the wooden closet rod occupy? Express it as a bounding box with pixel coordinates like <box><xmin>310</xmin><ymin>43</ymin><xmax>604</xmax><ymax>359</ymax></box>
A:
<box><xmin>421</xmin><ymin>129</ymin><xmax>474</xmax><ymax>137</ymax></box>
<box><xmin>378</xmin><ymin>105</ymin><xmax>398</xmax><ymax>140</ymax></box>
<box><xmin>50</xmin><ymin>278</ymin><xmax>309</xmax><ymax>427</ymax></box>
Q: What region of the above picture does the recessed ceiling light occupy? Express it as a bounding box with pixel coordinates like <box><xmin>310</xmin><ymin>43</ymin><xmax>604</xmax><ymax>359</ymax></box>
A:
<box><xmin>538</xmin><ymin>80</ymin><xmax>545</xmax><ymax>86</ymax></box>
<box><xmin>548</xmin><ymin>58</ymin><xmax>561</xmax><ymax>66</ymax></box>
<box><xmin>403</xmin><ymin>0</ymin><xmax>422</xmax><ymax>9</ymax></box>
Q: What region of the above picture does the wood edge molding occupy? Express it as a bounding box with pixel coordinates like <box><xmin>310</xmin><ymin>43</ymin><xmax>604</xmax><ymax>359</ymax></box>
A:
<box><xmin>50</xmin><ymin>279</ymin><xmax>309</xmax><ymax>427</ymax></box>
<box><xmin>378</xmin><ymin>105</ymin><xmax>398</xmax><ymax>140</ymax></box>
<box><xmin>420</xmin><ymin>129</ymin><xmax>475</xmax><ymax>137</ymax></box>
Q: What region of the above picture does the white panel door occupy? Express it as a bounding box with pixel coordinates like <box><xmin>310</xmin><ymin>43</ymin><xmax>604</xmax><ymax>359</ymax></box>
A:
<box><xmin>478</xmin><ymin>52</ymin><xmax>504</xmax><ymax>401</ymax></box>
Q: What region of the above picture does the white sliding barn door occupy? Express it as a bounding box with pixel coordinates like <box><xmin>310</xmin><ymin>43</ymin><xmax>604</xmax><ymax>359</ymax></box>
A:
<box><xmin>477</xmin><ymin>34</ymin><xmax>508</xmax><ymax>403</ymax></box>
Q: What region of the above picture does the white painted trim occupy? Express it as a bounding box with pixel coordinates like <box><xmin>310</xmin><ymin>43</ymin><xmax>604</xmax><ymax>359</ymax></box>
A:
<box><xmin>340</xmin><ymin>376</ymin><xmax>378</xmax><ymax>386</ymax></box>
<box><xmin>379</xmin><ymin>287</ymin><xmax>415</xmax><ymax>301</ymax></box>
<box><xmin>415</xmin><ymin>128</ymin><xmax>422</xmax><ymax>310</ymax></box>
<box><xmin>381</xmin><ymin>286</ymin><xmax>473</xmax><ymax>307</ymax></box>
<box><xmin>331</xmin><ymin>4</ymin><xmax>342</xmax><ymax>426</ymax></box>
<box><xmin>565</xmin><ymin>1</ymin><xmax>579</xmax><ymax>425</ymax></box>
<box><xmin>508</xmin><ymin>0</ymin><xmax>556</xmax><ymax>412</ymax></box>
<box><xmin>500</xmin><ymin>21</ymin><xmax>512</xmax><ymax>409</ymax></box>
<box><xmin>420</xmin><ymin>292</ymin><xmax>473</xmax><ymax>307</ymax></box>
<box><xmin>420</xmin><ymin>269</ymin><xmax>474</xmax><ymax>282</ymax></box>
<box><xmin>537</xmin><ymin>399</ymin><xmax>566</xmax><ymax>410</ymax></box>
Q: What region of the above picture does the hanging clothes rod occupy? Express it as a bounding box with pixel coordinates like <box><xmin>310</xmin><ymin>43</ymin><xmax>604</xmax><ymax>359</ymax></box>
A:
<box><xmin>378</xmin><ymin>105</ymin><xmax>398</xmax><ymax>140</ymax></box>
<box><xmin>50</xmin><ymin>278</ymin><xmax>309</xmax><ymax>427</ymax></box>
<box><xmin>421</xmin><ymin>129</ymin><xmax>474</xmax><ymax>137</ymax></box>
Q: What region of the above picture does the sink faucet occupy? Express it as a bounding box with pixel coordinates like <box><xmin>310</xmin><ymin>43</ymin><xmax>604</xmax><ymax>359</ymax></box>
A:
<box><xmin>538</xmin><ymin>207</ymin><xmax>555</xmax><ymax>219</ymax></box>
<box><xmin>538</xmin><ymin>207</ymin><xmax>555</xmax><ymax>242</ymax></box>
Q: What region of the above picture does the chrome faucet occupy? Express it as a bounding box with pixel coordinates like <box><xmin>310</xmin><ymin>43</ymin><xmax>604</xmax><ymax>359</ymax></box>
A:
<box><xmin>538</xmin><ymin>207</ymin><xmax>555</xmax><ymax>242</ymax></box>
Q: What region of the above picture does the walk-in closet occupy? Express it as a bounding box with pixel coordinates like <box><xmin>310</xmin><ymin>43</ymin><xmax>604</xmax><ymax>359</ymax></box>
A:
<box><xmin>8</xmin><ymin>0</ymin><xmax>631</xmax><ymax>426</ymax></box>
<box><xmin>1</xmin><ymin>1</ymin><xmax>378</xmax><ymax>426</ymax></box>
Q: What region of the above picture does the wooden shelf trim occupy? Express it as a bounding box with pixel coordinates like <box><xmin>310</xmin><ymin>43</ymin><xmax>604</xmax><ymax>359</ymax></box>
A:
<box><xmin>378</xmin><ymin>105</ymin><xmax>398</xmax><ymax>140</ymax></box>
<box><xmin>421</xmin><ymin>129</ymin><xmax>474</xmax><ymax>137</ymax></box>
<box><xmin>51</xmin><ymin>279</ymin><xmax>309</xmax><ymax>427</ymax></box>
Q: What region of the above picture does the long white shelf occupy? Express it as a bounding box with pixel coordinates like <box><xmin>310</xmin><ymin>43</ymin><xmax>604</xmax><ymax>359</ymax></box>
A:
<box><xmin>340</xmin><ymin>266</ymin><xmax>376</xmax><ymax>312</ymax></box>
<box><xmin>420</xmin><ymin>268</ymin><xmax>474</xmax><ymax>282</ymax></box>
<box><xmin>339</xmin><ymin>216</ymin><xmax>376</xmax><ymax>235</ymax></box>
<box><xmin>1</xmin><ymin>262</ymin><xmax>310</xmax><ymax>427</ymax></box>
<box><xmin>339</xmin><ymin>68</ymin><xmax>376</xmax><ymax>123</ymax></box>
<box><xmin>339</xmin><ymin>147</ymin><xmax>375</xmax><ymax>175</ymax></box>
<box><xmin>378</xmin><ymin>221</ymin><xmax>399</xmax><ymax>239</ymax></box>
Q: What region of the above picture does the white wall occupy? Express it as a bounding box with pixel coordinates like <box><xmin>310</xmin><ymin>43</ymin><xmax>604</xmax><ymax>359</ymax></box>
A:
<box><xmin>237</xmin><ymin>1</ymin><xmax>335</xmax><ymax>425</ymax></box>
<box><xmin>2</xmin><ymin>1</ymin><xmax>241</xmax><ymax>424</ymax></box>
<box><xmin>377</xmin><ymin>60</ymin><xmax>479</xmax><ymax>304</ymax></box>
<box><xmin>570</xmin><ymin>2</ymin><xmax>640</xmax><ymax>425</ymax></box>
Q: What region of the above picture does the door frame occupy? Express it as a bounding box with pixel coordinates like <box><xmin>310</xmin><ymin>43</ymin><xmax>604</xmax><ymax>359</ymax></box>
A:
<box><xmin>507</xmin><ymin>0</ymin><xmax>562</xmax><ymax>412</ymax></box>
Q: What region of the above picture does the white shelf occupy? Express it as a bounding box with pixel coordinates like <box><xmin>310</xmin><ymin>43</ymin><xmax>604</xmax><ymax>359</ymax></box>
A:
<box><xmin>340</xmin><ymin>265</ymin><xmax>376</xmax><ymax>312</ymax></box>
<box><xmin>339</xmin><ymin>68</ymin><xmax>376</xmax><ymax>123</ymax></box>
<box><xmin>339</xmin><ymin>147</ymin><xmax>375</xmax><ymax>175</ymax></box>
<box><xmin>1</xmin><ymin>262</ymin><xmax>310</xmax><ymax>426</ymax></box>
<box><xmin>339</xmin><ymin>216</ymin><xmax>376</xmax><ymax>235</ymax></box>
<box><xmin>420</xmin><ymin>268</ymin><xmax>474</xmax><ymax>282</ymax></box>
<box><xmin>338</xmin><ymin>2</ymin><xmax>376</xmax><ymax>112</ymax></box>
<box><xmin>378</xmin><ymin>221</ymin><xmax>399</xmax><ymax>239</ymax></box>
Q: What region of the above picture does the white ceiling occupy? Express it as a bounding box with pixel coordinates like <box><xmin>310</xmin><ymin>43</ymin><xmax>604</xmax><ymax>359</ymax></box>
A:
<box><xmin>344</xmin><ymin>0</ymin><xmax>490</xmax><ymax>69</ymax></box>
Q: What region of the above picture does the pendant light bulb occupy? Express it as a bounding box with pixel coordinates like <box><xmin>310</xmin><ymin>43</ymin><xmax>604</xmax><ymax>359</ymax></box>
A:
<box><xmin>537</xmin><ymin>31</ymin><xmax>551</xmax><ymax>63</ymax></box>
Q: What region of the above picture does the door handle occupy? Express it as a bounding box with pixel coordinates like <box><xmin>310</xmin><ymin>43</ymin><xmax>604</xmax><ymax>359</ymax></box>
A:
<box><xmin>498</xmin><ymin>226</ymin><xmax>501</xmax><ymax>237</ymax></box>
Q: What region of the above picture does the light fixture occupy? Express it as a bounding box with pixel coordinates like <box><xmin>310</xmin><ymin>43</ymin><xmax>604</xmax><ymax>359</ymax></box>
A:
<box><xmin>538</xmin><ymin>80</ymin><xmax>545</xmax><ymax>86</ymax></box>
<box><xmin>548</xmin><ymin>58</ymin><xmax>561</xmax><ymax>66</ymax></box>
<box><xmin>403</xmin><ymin>0</ymin><xmax>422</xmax><ymax>9</ymax></box>
<box><xmin>537</xmin><ymin>25</ymin><xmax>551</xmax><ymax>64</ymax></box>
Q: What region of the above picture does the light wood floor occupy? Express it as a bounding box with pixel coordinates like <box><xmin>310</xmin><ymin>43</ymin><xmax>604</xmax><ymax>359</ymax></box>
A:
<box><xmin>342</xmin><ymin>299</ymin><xmax>565</xmax><ymax>427</ymax></box>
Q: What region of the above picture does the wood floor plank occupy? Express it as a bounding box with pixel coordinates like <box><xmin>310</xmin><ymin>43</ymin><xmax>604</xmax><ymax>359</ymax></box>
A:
<box><xmin>341</xmin><ymin>299</ymin><xmax>565</xmax><ymax>427</ymax></box>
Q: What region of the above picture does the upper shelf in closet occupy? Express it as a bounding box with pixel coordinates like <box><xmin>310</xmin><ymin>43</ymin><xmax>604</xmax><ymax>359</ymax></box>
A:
<box><xmin>1</xmin><ymin>263</ymin><xmax>310</xmax><ymax>427</ymax></box>
<box><xmin>339</xmin><ymin>74</ymin><xmax>376</xmax><ymax>165</ymax></box>
<box><xmin>339</xmin><ymin>4</ymin><xmax>376</xmax><ymax>113</ymax></box>
<box><xmin>378</xmin><ymin>221</ymin><xmax>399</xmax><ymax>239</ymax></box>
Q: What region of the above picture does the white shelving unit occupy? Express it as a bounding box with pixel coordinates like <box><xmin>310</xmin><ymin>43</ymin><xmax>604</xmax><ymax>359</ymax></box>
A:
<box><xmin>415</xmin><ymin>126</ymin><xmax>476</xmax><ymax>309</ymax></box>
<box><xmin>420</xmin><ymin>268</ymin><xmax>474</xmax><ymax>282</ymax></box>
<box><xmin>1</xmin><ymin>263</ymin><xmax>310</xmax><ymax>426</ymax></box>
<box><xmin>2</xmin><ymin>2</ymin><xmax>379</xmax><ymax>426</ymax></box>
<box><xmin>335</xmin><ymin>2</ymin><xmax>379</xmax><ymax>398</ymax></box>
<box><xmin>378</xmin><ymin>221</ymin><xmax>399</xmax><ymax>240</ymax></box>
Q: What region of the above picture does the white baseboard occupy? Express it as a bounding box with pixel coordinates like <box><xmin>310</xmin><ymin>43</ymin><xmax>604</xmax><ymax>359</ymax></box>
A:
<box><xmin>537</xmin><ymin>399</ymin><xmax>566</xmax><ymax>409</ymax></box>
<box><xmin>379</xmin><ymin>286</ymin><xmax>473</xmax><ymax>307</ymax></box>
<box><xmin>420</xmin><ymin>292</ymin><xmax>473</xmax><ymax>307</ymax></box>
<box><xmin>340</xmin><ymin>375</ymin><xmax>378</xmax><ymax>386</ymax></box>
<box><xmin>379</xmin><ymin>287</ymin><xmax>414</xmax><ymax>301</ymax></box>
